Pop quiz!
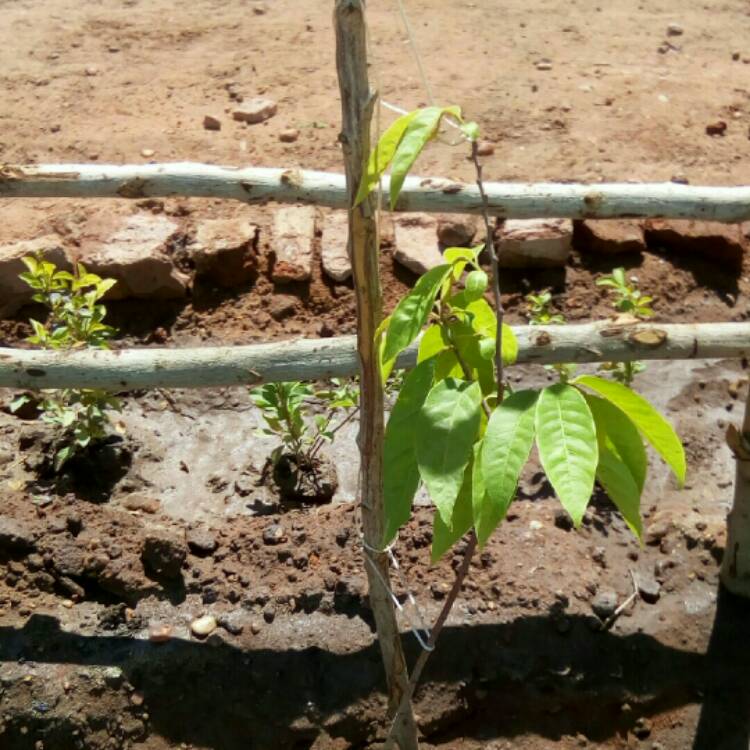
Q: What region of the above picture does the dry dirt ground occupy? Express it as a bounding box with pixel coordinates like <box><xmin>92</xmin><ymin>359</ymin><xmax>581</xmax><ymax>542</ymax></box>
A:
<box><xmin>2</xmin><ymin>1</ymin><xmax>750</xmax><ymax>749</ymax></box>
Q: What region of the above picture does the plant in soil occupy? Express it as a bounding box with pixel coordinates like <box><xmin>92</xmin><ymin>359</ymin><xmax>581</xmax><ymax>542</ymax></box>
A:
<box><xmin>10</xmin><ymin>253</ymin><xmax>123</xmax><ymax>472</ymax></box>
<box><xmin>250</xmin><ymin>378</ymin><xmax>359</xmax><ymax>503</ymax></box>
<box><xmin>597</xmin><ymin>267</ymin><xmax>655</xmax><ymax>385</ymax></box>
<box><xmin>356</xmin><ymin>106</ymin><xmax>686</xmax><ymax>743</ymax></box>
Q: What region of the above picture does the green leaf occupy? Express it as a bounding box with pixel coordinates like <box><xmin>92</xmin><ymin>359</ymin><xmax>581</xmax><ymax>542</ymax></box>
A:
<box><xmin>9</xmin><ymin>395</ymin><xmax>31</xmax><ymax>413</ymax></box>
<box><xmin>596</xmin><ymin>445</ymin><xmax>643</xmax><ymax>539</ymax></box>
<box><xmin>584</xmin><ymin>394</ymin><xmax>647</xmax><ymax>492</ymax></box>
<box><xmin>418</xmin><ymin>324</ymin><xmax>448</xmax><ymax>363</ymax></box>
<box><xmin>444</xmin><ymin>247</ymin><xmax>480</xmax><ymax>265</ymax></box>
<box><xmin>535</xmin><ymin>384</ymin><xmax>598</xmax><ymax>526</ymax></box>
<box><xmin>382</xmin><ymin>359</ymin><xmax>436</xmax><ymax>545</ymax></box>
<box><xmin>417</xmin><ymin>378</ymin><xmax>482</xmax><ymax>527</ymax></box>
<box><xmin>444</xmin><ymin>319</ymin><xmax>495</xmax><ymax>397</ymax></box>
<box><xmin>479</xmin><ymin>390</ymin><xmax>539</xmax><ymax>545</ymax></box>
<box><xmin>383</xmin><ymin>264</ymin><xmax>452</xmax><ymax>364</ymax></box>
<box><xmin>574</xmin><ymin>375</ymin><xmax>685</xmax><ymax>485</ymax></box>
<box><xmin>464</xmin><ymin>270</ymin><xmax>488</xmax><ymax>301</ymax></box>
<box><xmin>432</xmin><ymin>452</ymin><xmax>476</xmax><ymax>561</ymax></box>
<box><xmin>450</xmin><ymin>296</ymin><xmax>518</xmax><ymax>366</ymax></box>
<box><xmin>355</xmin><ymin>110</ymin><xmax>418</xmax><ymax>206</ymax></box>
<box><xmin>375</xmin><ymin>315</ymin><xmax>396</xmax><ymax>384</ymax></box>
<box><xmin>390</xmin><ymin>107</ymin><xmax>452</xmax><ymax>209</ymax></box>
<box><xmin>434</xmin><ymin>349</ymin><xmax>463</xmax><ymax>381</ymax></box>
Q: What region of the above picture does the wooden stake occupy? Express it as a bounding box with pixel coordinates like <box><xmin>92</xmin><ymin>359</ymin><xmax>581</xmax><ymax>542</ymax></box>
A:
<box><xmin>334</xmin><ymin>2</ymin><xmax>419</xmax><ymax>748</ymax></box>
<box><xmin>721</xmin><ymin>385</ymin><xmax>750</xmax><ymax>596</ymax></box>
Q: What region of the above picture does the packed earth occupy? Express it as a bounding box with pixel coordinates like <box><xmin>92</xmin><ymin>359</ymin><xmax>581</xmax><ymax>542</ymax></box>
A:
<box><xmin>2</xmin><ymin>0</ymin><xmax>750</xmax><ymax>748</ymax></box>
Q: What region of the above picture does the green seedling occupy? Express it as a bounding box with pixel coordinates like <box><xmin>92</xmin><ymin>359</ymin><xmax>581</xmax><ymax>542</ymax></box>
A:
<box><xmin>597</xmin><ymin>267</ymin><xmax>654</xmax><ymax>385</ymax></box>
<box><xmin>250</xmin><ymin>378</ymin><xmax>359</xmax><ymax>468</ymax></box>
<box><xmin>10</xmin><ymin>253</ymin><xmax>121</xmax><ymax>471</ymax></box>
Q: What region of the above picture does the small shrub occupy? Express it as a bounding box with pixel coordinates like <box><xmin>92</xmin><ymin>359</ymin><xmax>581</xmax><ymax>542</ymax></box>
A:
<box><xmin>250</xmin><ymin>378</ymin><xmax>359</xmax><ymax>501</ymax></box>
<box><xmin>10</xmin><ymin>253</ymin><xmax>122</xmax><ymax>471</ymax></box>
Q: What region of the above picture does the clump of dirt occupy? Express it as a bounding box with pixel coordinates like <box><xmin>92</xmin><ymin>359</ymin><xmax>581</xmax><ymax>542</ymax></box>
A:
<box><xmin>269</xmin><ymin>452</ymin><xmax>339</xmax><ymax>505</ymax></box>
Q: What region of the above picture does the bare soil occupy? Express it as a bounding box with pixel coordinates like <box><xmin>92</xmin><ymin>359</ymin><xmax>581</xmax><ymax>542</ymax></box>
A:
<box><xmin>2</xmin><ymin>1</ymin><xmax>750</xmax><ymax>749</ymax></box>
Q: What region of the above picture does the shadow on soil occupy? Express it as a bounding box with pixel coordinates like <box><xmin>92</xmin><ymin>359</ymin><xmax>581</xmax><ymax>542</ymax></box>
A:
<box><xmin>1</xmin><ymin>590</ymin><xmax>748</xmax><ymax>749</ymax></box>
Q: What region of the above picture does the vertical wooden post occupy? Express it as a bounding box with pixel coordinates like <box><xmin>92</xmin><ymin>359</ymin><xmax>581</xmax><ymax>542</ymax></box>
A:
<box><xmin>721</xmin><ymin>388</ymin><xmax>750</xmax><ymax>597</ymax></box>
<box><xmin>334</xmin><ymin>2</ymin><xmax>419</xmax><ymax>748</ymax></box>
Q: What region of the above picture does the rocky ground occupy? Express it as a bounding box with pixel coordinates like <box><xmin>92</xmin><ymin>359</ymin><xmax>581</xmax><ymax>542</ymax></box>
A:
<box><xmin>2</xmin><ymin>0</ymin><xmax>750</xmax><ymax>749</ymax></box>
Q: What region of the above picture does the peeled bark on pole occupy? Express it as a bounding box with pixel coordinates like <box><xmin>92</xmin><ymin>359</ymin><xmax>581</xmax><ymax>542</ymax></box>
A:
<box><xmin>721</xmin><ymin>390</ymin><xmax>750</xmax><ymax>597</ymax></box>
<box><xmin>5</xmin><ymin>162</ymin><xmax>750</xmax><ymax>222</ymax></box>
<box><xmin>334</xmin><ymin>2</ymin><xmax>419</xmax><ymax>748</ymax></box>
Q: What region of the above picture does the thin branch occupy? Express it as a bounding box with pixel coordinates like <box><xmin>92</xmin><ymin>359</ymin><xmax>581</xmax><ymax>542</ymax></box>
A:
<box><xmin>471</xmin><ymin>140</ymin><xmax>504</xmax><ymax>404</ymax></box>
<box><xmin>383</xmin><ymin>531</ymin><xmax>478</xmax><ymax>750</ymax></box>
<box><xmin>601</xmin><ymin>569</ymin><xmax>640</xmax><ymax>631</ymax></box>
<box><xmin>308</xmin><ymin>406</ymin><xmax>360</xmax><ymax>461</ymax></box>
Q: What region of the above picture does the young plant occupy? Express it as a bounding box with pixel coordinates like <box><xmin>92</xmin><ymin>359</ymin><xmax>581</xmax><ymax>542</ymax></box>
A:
<box><xmin>356</xmin><ymin>106</ymin><xmax>685</xmax><ymax>742</ymax></box>
<box><xmin>596</xmin><ymin>267</ymin><xmax>654</xmax><ymax>318</ymax></box>
<box><xmin>250</xmin><ymin>378</ymin><xmax>359</xmax><ymax>468</ymax></box>
<box><xmin>597</xmin><ymin>267</ymin><xmax>654</xmax><ymax>385</ymax></box>
<box><xmin>525</xmin><ymin>290</ymin><xmax>565</xmax><ymax>326</ymax></box>
<box><xmin>10</xmin><ymin>254</ymin><xmax>121</xmax><ymax>471</ymax></box>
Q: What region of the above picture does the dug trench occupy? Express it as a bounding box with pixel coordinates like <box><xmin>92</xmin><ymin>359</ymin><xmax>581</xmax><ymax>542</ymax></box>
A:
<box><xmin>1</xmin><ymin>211</ymin><xmax>750</xmax><ymax>748</ymax></box>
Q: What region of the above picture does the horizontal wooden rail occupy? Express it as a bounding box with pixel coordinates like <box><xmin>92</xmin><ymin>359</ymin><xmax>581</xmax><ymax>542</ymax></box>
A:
<box><xmin>2</xmin><ymin>163</ymin><xmax>750</xmax><ymax>220</ymax></box>
<box><xmin>0</xmin><ymin>321</ymin><xmax>747</xmax><ymax>391</ymax></box>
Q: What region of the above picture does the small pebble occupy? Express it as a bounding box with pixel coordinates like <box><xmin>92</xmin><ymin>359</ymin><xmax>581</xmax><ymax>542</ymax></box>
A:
<box><xmin>476</xmin><ymin>140</ymin><xmax>495</xmax><ymax>157</ymax></box>
<box><xmin>262</xmin><ymin>524</ymin><xmax>285</xmax><ymax>545</ymax></box>
<box><xmin>190</xmin><ymin>615</ymin><xmax>218</xmax><ymax>638</ymax></box>
<box><xmin>148</xmin><ymin>623</ymin><xmax>173</xmax><ymax>643</ymax></box>
<box><xmin>634</xmin><ymin>717</ymin><xmax>653</xmax><ymax>739</ymax></box>
<box><xmin>666</xmin><ymin>23</ymin><xmax>684</xmax><ymax>36</ymax></box>
<box><xmin>141</xmin><ymin>148</ymin><xmax>155</xmax><ymax>158</ymax></box>
<box><xmin>591</xmin><ymin>589</ymin><xmax>618</xmax><ymax>619</ymax></box>
<box><xmin>203</xmin><ymin>115</ymin><xmax>222</xmax><ymax>131</ymax></box>
<box><xmin>637</xmin><ymin>575</ymin><xmax>661</xmax><ymax>604</ymax></box>
<box><xmin>706</xmin><ymin>121</ymin><xmax>727</xmax><ymax>137</ymax></box>
<box><xmin>279</xmin><ymin>128</ymin><xmax>300</xmax><ymax>143</ymax></box>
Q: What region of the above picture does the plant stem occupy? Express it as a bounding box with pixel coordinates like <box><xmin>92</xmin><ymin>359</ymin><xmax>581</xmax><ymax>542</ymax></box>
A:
<box><xmin>383</xmin><ymin>530</ymin><xmax>478</xmax><ymax>750</ymax></box>
<box><xmin>308</xmin><ymin>406</ymin><xmax>361</xmax><ymax>461</ymax></box>
<box><xmin>471</xmin><ymin>140</ymin><xmax>504</xmax><ymax>404</ymax></box>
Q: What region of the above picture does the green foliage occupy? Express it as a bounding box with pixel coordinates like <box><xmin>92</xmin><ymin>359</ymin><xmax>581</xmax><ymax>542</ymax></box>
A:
<box><xmin>251</xmin><ymin>378</ymin><xmax>359</xmax><ymax>468</ymax></box>
<box><xmin>358</xmin><ymin>106</ymin><xmax>684</xmax><ymax>560</ymax></box>
<box><xmin>597</xmin><ymin>267</ymin><xmax>654</xmax><ymax>385</ymax></box>
<box><xmin>596</xmin><ymin>267</ymin><xmax>654</xmax><ymax>318</ymax></box>
<box><xmin>355</xmin><ymin>105</ymin><xmax>477</xmax><ymax>210</ymax></box>
<box><xmin>416</xmin><ymin>378</ymin><xmax>482</xmax><ymax>526</ymax></box>
<box><xmin>574</xmin><ymin>375</ymin><xmax>685</xmax><ymax>485</ymax></box>
<box><xmin>525</xmin><ymin>290</ymin><xmax>565</xmax><ymax>326</ymax></box>
<box><xmin>479</xmin><ymin>390</ymin><xmax>538</xmax><ymax>544</ymax></box>
<box><xmin>11</xmin><ymin>254</ymin><xmax>121</xmax><ymax>471</ymax></box>
<box><xmin>383</xmin><ymin>360</ymin><xmax>435</xmax><ymax>545</ymax></box>
<box><xmin>535</xmin><ymin>384</ymin><xmax>598</xmax><ymax>527</ymax></box>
